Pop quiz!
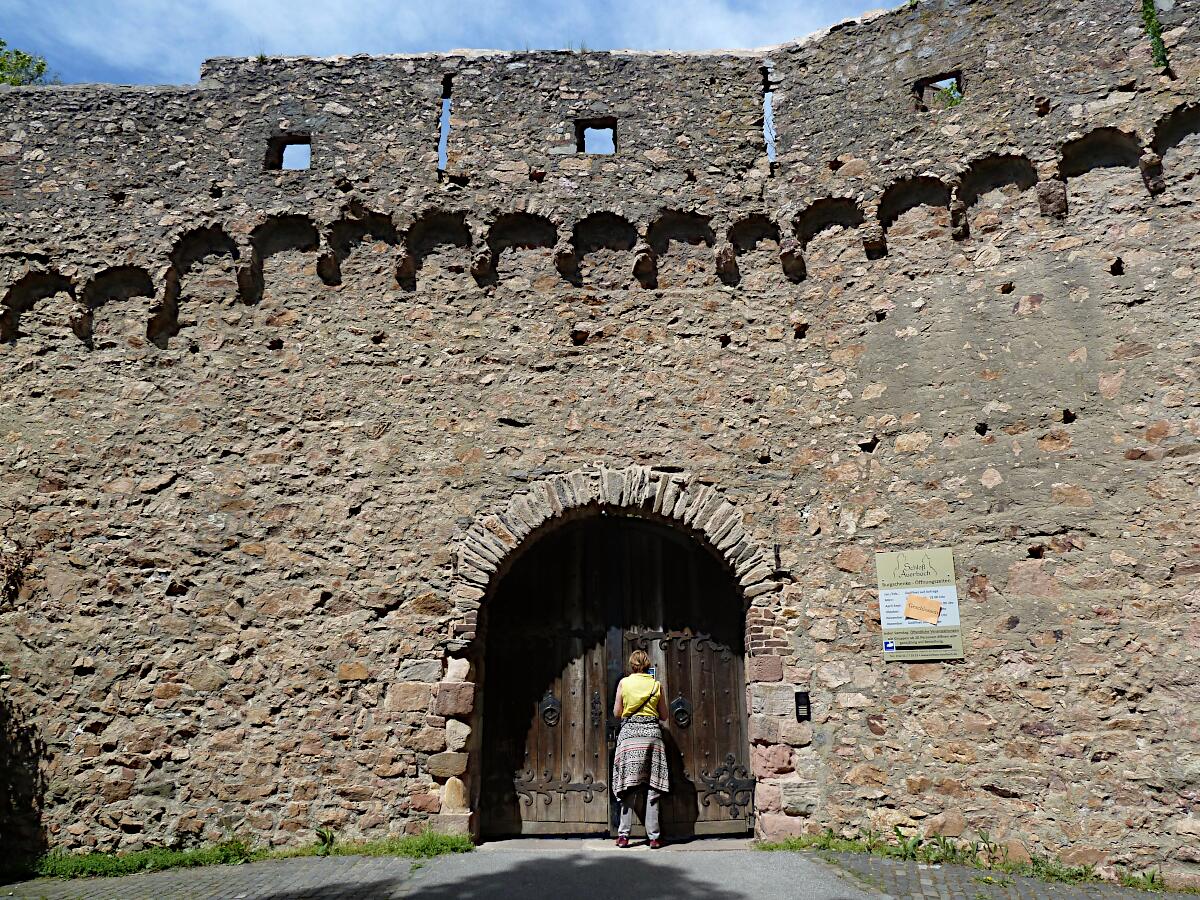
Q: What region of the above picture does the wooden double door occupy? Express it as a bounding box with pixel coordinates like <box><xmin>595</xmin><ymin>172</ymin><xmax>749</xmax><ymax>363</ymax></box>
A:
<box><xmin>480</xmin><ymin>514</ymin><xmax>753</xmax><ymax>837</ymax></box>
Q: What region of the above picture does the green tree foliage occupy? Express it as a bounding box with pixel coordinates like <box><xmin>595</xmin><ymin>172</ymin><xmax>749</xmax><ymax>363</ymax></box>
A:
<box><xmin>0</xmin><ymin>38</ymin><xmax>49</xmax><ymax>86</ymax></box>
<box><xmin>934</xmin><ymin>83</ymin><xmax>963</xmax><ymax>108</ymax></box>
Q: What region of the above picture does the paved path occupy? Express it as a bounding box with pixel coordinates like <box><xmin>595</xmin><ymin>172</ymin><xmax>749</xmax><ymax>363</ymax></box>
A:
<box><xmin>825</xmin><ymin>851</ymin><xmax>1152</xmax><ymax>899</ymax></box>
<box><xmin>0</xmin><ymin>839</ymin><xmax>1155</xmax><ymax>899</ymax></box>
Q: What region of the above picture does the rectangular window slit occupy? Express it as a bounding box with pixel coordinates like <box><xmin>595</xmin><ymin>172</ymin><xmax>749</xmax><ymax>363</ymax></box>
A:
<box><xmin>281</xmin><ymin>144</ymin><xmax>310</xmax><ymax>170</ymax></box>
<box><xmin>575</xmin><ymin>117</ymin><xmax>616</xmax><ymax>155</ymax></box>
<box><xmin>761</xmin><ymin>66</ymin><xmax>776</xmax><ymax>169</ymax></box>
<box><xmin>265</xmin><ymin>134</ymin><xmax>311</xmax><ymax>171</ymax></box>
<box><xmin>913</xmin><ymin>71</ymin><xmax>963</xmax><ymax>111</ymax></box>
<box><xmin>438</xmin><ymin>74</ymin><xmax>452</xmax><ymax>172</ymax></box>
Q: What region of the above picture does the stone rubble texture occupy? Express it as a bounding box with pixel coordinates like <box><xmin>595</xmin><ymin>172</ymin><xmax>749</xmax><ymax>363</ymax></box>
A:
<box><xmin>0</xmin><ymin>0</ymin><xmax>1198</xmax><ymax>886</ymax></box>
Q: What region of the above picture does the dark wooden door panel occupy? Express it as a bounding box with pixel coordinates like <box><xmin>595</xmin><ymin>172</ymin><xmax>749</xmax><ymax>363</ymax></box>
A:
<box><xmin>481</xmin><ymin>515</ymin><xmax>752</xmax><ymax>838</ymax></box>
<box><xmin>481</xmin><ymin>526</ymin><xmax>610</xmax><ymax>836</ymax></box>
<box><xmin>626</xmin><ymin>630</ymin><xmax>753</xmax><ymax>836</ymax></box>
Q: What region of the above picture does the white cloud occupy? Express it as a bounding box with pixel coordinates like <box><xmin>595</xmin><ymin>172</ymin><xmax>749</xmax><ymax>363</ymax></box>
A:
<box><xmin>1</xmin><ymin>0</ymin><xmax>885</xmax><ymax>84</ymax></box>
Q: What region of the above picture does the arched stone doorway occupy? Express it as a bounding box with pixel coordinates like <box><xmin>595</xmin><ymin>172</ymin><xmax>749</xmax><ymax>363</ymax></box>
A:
<box><xmin>480</xmin><ymin>511</ymin><xmax>751</xmax><ymax>837</ymax></box>
<box><xmin>444</xmin><ymin>466</ymin><xmax>778</xmax><ymax>840</ymax></box>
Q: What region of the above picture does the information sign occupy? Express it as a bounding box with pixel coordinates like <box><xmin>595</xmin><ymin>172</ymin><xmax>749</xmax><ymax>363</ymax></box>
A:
<box><xmin>875</xmin><ymin>548</ymin><xmax>964</xmax><ymax>661</ymax></box>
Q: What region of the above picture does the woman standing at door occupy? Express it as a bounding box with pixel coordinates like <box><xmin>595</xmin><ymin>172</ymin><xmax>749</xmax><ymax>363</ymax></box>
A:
<box><xmin>611</xmin><ymin>649</ymin><xmax>670</xmax><ymax>848</ymax></box>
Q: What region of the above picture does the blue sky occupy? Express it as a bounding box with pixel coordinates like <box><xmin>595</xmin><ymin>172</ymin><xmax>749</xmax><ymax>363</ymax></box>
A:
<box><xmin>1</xmin><ymin>0</ymin><xmax>887</xmax><ymax>85</ymax></box>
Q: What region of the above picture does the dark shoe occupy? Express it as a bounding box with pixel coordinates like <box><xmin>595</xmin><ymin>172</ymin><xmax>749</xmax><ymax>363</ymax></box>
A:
<box><xmin>615</xmin><ymin>836</ymin><xmax>629</xmax><ymax>848</ymax></box>
<box><xmin>649</xmin><ymin>839</ymin><xmax>662</xmax><ymax>849</ymax></box>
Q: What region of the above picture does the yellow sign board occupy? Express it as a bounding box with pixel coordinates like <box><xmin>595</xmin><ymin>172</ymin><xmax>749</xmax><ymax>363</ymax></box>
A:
<box><xmin>875</xmin><ymin>548</ymin><xmax>964</xmax><ymax>661</ymax></box>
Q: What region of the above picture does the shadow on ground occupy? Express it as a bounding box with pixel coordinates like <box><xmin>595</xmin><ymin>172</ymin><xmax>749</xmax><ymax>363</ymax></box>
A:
<box><xmin>250</xmin><ymin>854</ymin><xmax>749</xmax><ymax>900</ymax></box>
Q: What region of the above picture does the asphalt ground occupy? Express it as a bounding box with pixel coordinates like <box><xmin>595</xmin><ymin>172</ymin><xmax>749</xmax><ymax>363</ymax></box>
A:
<box><xmin>2</xmin><ymin>838</ymin><xmax>1159</xmax><ymax>899</ymax></box>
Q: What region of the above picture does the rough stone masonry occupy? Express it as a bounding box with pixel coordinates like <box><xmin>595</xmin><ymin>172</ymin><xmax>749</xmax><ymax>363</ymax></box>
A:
<box><xmin>1</xmin><ymin>0</ymin><xmax>1198</xmax><ymax>887</ymax></box>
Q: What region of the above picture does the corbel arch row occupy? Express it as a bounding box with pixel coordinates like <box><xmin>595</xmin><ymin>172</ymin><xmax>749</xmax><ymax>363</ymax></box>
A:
<box><xmin>12</xmin><ymin>104</ymin><xmax>1200</xmax><ymax>348</ymax></box>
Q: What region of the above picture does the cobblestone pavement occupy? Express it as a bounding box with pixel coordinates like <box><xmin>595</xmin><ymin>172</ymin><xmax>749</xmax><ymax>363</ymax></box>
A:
<box><xmin>822</xmin><ymin>851</ymin><xmax>1153</xmax><ymax>899</ymax></box>
<box><xmin>1</xmin><ymin>855</ymin><xmax>421</xmax><ymax>900</ymax></box>
<box><xmin>1</xmin><ymin>843</ymin><xmax>1159</xmax><ymax>899</ymax></box>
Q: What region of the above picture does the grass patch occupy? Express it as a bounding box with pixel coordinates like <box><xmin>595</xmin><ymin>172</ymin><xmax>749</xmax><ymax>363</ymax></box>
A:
<box><xmin>280</xmin><ymin>831</ymin><xmax>475</xmax><ymax>861</ymax></box>
<box><xmin>760</xmin><ymin>832</ymin><xmax>868</xmax><ymax>855</ymax></box>
<box><xmin>37</xmin><ymin>840</ymin><xmax>257</xmax><ymax>879</ymax></box>
<box><xmin>31</xmin><ymin>831</ymin><xmax>473</xmax><ymax>881</ymax></box>
<box><xmin>756</xmin><ymin>827</ymin><xmax>1180</xmax><ymax>892</ymax></box>
<box><xmin>1121</xmin><ymin>867</ymin><xmax>1166</xmax><ymax>891</ymax></box>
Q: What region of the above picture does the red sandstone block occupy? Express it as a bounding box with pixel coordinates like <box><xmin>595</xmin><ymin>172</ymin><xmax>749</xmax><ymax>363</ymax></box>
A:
<box><xmin>410</xmin><ymin>792</ymin><xmax>441</xmax><ymax>813</ymax></box>
<box><xmin>923</xmin><ymin>808</ymin><xmax>967</xmax><ymax>838</ymax></box>
<box><xmin>434</xmin><ymin>682</ymin><xmax>475</xmax><ymax>717</ymax></box>
<box><xmin>428</xmin><ymin>813</ymin><xmax>472</xmax><ymax>835</ymax></box>
<box><xmin>755</xmin><ymin>781</ymin><xmax>782</xmax><ymax>814</ymax></box>
<box><xmin>757</xmin><ymin>813</ymin><xmax>808</xmax><ymax>841</ymax></box>
<box><xmin>751</xmin><ymin>743</ymin><xmax>794</xmax><ymax>777</ymax></box>
<box><xmin>408</xmin><ymin>726</ymin><xmax>447</xmax><ymax>753</ymax></box>
<box><xmin>389</xmin><ymin>683</ymin><xmax>431</xmax><ymax>712</ymax></box>
<box><xmin>747</xmin><ymin>655</ymin><xmax>784</xmax><ymax>682</ymax></box>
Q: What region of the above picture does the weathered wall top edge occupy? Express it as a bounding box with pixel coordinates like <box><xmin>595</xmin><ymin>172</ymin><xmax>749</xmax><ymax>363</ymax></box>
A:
<box><xmin>2</xmin><ymin>5</ymin><xmax>900</xmax><ymax>94</ymax></box>
<box><xmin>203</xmin><ymin>46</ymin><xmax>773</xmax><ymax>67</ymax></box>
<box><xmin>193</xmin><ymin>4</ymin><xmax>898</xmax><ymax>80</ymax></box>
<box><xmin>195</xmin><ymin>44</ymin><xmax>778</xmax><ymax>84</ymax></box>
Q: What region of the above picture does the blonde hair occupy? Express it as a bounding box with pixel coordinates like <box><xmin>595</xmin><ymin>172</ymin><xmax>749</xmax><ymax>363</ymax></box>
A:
<box><xmin>628</xmin><ymin>650</ymin><xmax>651</xmax><ymax>673</ymax></box>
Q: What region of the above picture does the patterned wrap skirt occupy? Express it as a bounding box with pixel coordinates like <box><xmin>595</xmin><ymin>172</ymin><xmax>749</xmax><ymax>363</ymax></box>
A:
<box><xmin>611</xmin><ymin>714</ymin><xmax>670</xmax><ymax>798</ymax></box>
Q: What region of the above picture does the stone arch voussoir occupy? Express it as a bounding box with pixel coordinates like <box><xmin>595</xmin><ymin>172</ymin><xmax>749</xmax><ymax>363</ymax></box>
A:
<box><xmin>447</xmin><ymin>465</ymin><xmax>779</xmax><ymax>651</ymax></box>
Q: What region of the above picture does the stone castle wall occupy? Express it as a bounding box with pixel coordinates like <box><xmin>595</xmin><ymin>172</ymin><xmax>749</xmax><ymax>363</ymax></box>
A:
<box><xmin>1</xmin><ymin>0</ymin><xmax>1198</xmax><ymax>884</ymax></box>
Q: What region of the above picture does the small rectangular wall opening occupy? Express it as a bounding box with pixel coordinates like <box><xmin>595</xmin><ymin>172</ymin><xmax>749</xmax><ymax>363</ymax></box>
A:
<box><xmin>438</xmin><ymin>73</ymin><xmax>452</xmax><ymax>172</ymax></box>
<box><xmin>281</xmin><ymin>144</ymin><xmax>311</xmax><ymax>170</ymax></box>
<box><xmin>913</xmin><ymin>71</ymin><xmax>963</xmax><ymax>111</ymax></box>
<box><xmin>265</xmin><ymin>134</ymin><xmax>311</xmax><ymax>171</ymax></box>
<box><xmin>761</xmin><ymin>65</ymin><xmax>776</xmax><ymax>168</ymax></box>
<box><xmin>575</xmin><ymin>117</ymin><xmax>617</xmax><ymax>154</ymax></box>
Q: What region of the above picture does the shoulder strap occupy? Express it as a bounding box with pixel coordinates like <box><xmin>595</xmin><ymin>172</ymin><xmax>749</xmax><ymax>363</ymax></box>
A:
<box><xmin>626</xmin><ymin>679</ymin><xmax>660</xmax><ymax>717</ymax></box>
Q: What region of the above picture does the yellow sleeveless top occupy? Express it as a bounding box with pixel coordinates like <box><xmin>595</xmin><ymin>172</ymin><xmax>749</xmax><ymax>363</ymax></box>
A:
<box><xmin>620</xmin><ymin>673</ymin><xmax>661</xmax><ymax>718</ymax></box>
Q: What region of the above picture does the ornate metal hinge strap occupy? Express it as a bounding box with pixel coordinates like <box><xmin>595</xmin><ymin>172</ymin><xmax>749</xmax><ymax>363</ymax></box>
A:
<box><xmin>514</xmin><ymin>769</ymin><xmax>607</xmax><ymax>806</ymax></box>
<box><xmin>699</xmin><ymin>754</ymin><xmax>755</xmax><ymax>819</ymax></box>
<box><xmin>539</xmin><ymin>690</ymin><xmax>562</xmax><ymax>727</ymax></box>
<box><xmin>625</xmin><ymin>630</ymin><xmax>734</xmax><ymax>660</ymax></box>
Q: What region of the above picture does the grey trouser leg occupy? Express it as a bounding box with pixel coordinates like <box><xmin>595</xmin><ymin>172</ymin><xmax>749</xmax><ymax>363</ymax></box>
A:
<box><xmin>618</xmin><ymin>788</ymin><xmax>662</xmax><ymax>840</ymax></box>
<box><xmin>645</xmin><ymin>787</ymin><xmax>661</xmax><ymax>840</ymax></box>
<box><xmin>618</xmin><ymin>795</ymin><xmax>633</xmax><ymax>836</ymax></box>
